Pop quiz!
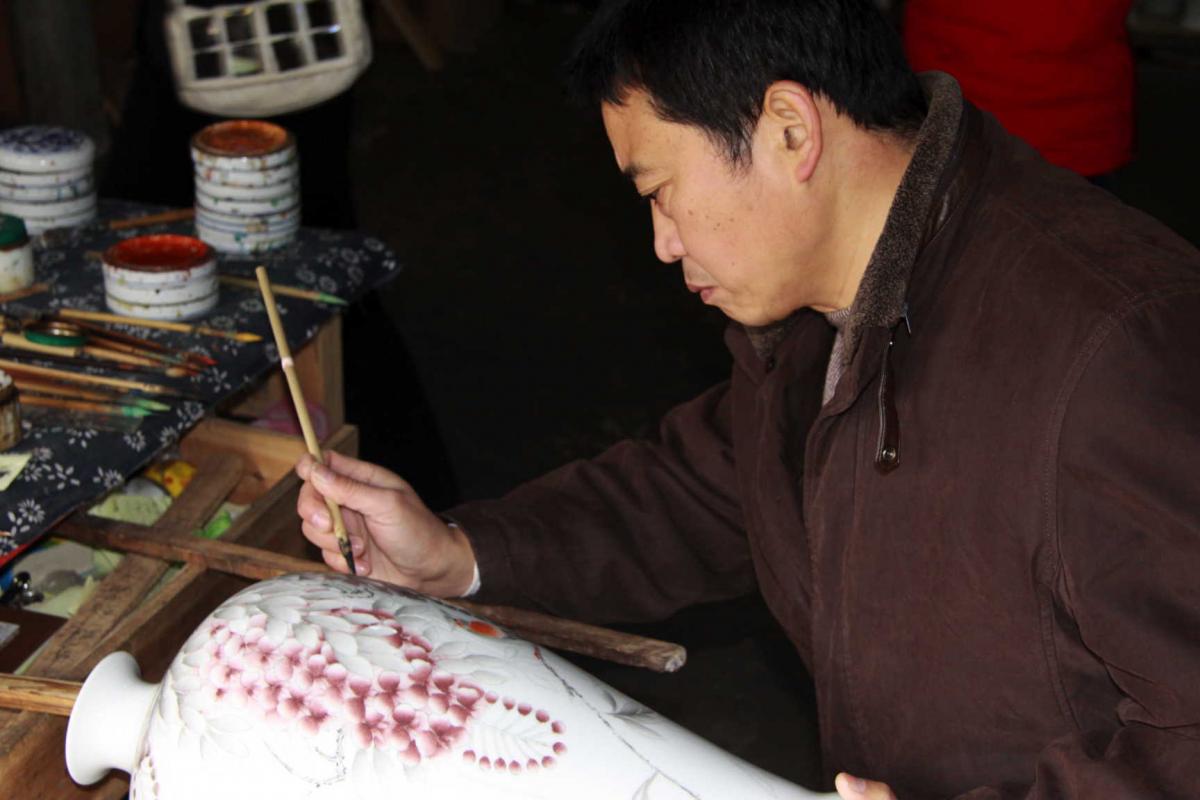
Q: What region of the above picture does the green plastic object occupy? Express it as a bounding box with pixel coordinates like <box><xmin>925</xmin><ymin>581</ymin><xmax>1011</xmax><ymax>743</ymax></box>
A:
<box><xmin>25</xmin><ymin>328</ymin><xmax>87</xmax><ymax>347</ymax></box>
<box><xmin>0</xmin><ymin>214</ymin><xmax>27</xmax><ymax>248</ymax></box>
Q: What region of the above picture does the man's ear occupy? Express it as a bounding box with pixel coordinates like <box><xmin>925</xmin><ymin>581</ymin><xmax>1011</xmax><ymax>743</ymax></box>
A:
<box><xmin>761</xmin><ymin>81</ymin><xmax>822</xmax><ymax>184</ymax></box>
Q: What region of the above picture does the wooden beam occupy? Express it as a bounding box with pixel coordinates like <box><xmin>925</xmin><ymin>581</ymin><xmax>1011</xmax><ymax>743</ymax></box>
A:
<box><xmin>0</xmin><ymin>674</ymin><xmax>79</xmax><ymax>716</ymax></box>
<box><xmin>54</xmin><ymin>518</ymin><xmax>687</xmax><ymax>673</ymax></box>
<box><xmin>24</xmin><ymin>452</ymin><xmax>244</xmax><ymax>681</ymax></box>
<box><xmin>0</xmin><ymin>452</ymin><xmax>243</xmax><ymax>797</ymax></box>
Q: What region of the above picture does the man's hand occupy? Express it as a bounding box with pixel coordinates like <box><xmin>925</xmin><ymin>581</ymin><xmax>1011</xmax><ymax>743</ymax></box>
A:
<box><xmin>295</xmin><ymin>452</ymin><xmax>477</xmax><ymax>597</ymax></box>
<box><xmin>835</xmin><ymin>773</ymin><xmax>897</xmax><ymax>800</ymax></box>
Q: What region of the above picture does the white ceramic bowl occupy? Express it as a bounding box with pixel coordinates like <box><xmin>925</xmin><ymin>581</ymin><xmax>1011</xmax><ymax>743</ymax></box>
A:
<box><xmin>0</xmin><ymin>126</ymin><xmax>95</xmax><ymax>173</ymax></box>
<box><xmin>0</xmin><ymin>164</ymin><xmax>92</xmax><ymax>188</ymax></box>
<box><xmin>194</xmin><ymin>205</ymin><xmax>301</xmax><ymax>235</ymax></box>
<box><xmin>106</xmin><ymin>289</ymin><xmax>219</xmax><ymax>321</ymax></box>
<box><xmin>20</xmin><ymin>205</ymin><xmax>97</xmax><ymax>234</ymax></box>
<box><xmin>193</xmin><ymin>160</ymin><xmax>300</xmax><ymax>188</ymax></box>
<box><xmin>195</xmin><ymin>190</ymin><xmax>301</xmax><ymax>218</ymax></box>
<box><xmin>101</xmin><ymin>234</ymin><xmax>219</xmax><ymax>316</ymax></box>
<box><xmin>0</xmin><ymin>192</ymin><xmax>96</xmax><ymax>220</ymax></box>
<box><xmin>0</xmin><ymin>176</ymin><xmax>93</xmax><ymax>202</ymax></box>
<box><xmin>191</xmin><ymin>120</ymin><xmax>296</xmax><ymax>171</ymax></box>
<box><xmin>195</xmin><ymin>222</ymin><xmax>297</xmax><ymax>254</ymax></box>
<box><xmin>194</xmin><ymin>174</ymin><xmax>300</xmax><ymax>201</ymax></box>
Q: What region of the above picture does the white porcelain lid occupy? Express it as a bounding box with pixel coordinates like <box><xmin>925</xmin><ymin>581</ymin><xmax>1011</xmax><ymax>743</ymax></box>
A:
<box><xmin>0</xmin><ymin>126</ymin><xmax>96</xmax><ymax>173</ymax></box>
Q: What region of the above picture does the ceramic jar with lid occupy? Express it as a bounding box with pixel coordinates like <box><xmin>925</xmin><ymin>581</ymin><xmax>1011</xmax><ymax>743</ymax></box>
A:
<box><xmin>0</xmin><ymin>214</ymin><xmax>34</xmax><ymax>294</ymax></box>
<box><xmin>192</xmin><ymin>120</ymin><xmax>301</xmax><ymax>254</ymax></box>
<box><xmin>0</xmin><ymin>126</ymin><xmax>97</xmax><ymax>234</ymax></box>
<box><xmin>102</xmin><ymin>234</ymin><xmax>218</xmax><ymax>320</ymax></box>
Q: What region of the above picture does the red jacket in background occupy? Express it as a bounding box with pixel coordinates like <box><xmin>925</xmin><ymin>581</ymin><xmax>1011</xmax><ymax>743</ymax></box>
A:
<box><xmin>904</xmin><ymin>0</ymin><xmax>1135</xmax><ymax>176</ymax></box>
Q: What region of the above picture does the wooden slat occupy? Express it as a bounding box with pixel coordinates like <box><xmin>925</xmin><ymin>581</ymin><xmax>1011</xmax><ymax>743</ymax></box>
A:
<box><xmin>0</xmin><ymin>674</ymin><xmax>79</xmax><ymax>716</ymax></box>
<box><xmin>0</xmin><ymin>451</ymin><xmax>244</xmax><ymax>796</ymax></box>
<box><xmin>25</xmin><ymin>451</ymin><xmax>244</xmax><ymax>681</ymax></box>
<box><xmin>55</xmin><ymin>519</ymin><xmax>687</xmax><ymax>674</ymax></box>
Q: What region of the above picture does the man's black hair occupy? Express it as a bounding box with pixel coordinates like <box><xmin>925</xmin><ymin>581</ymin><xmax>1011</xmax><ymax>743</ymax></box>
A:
<box><xmin>566</xmin><ymin>0</ymin><xmax>928</xmax><ymax>164</ymax></box>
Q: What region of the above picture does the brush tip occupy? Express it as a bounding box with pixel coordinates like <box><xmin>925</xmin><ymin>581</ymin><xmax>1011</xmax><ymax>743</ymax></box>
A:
<box><xmin>338</xmin><ymin>539</ymin><xmax>358</xmax><ymax>576</ymax></box>
<box><xmin>236</xmin><ymin>333</ymin><xmax>264</xmax><ymax>343</ymax></box>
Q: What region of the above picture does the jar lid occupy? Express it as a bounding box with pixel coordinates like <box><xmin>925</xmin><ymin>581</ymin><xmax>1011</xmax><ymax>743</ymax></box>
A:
<box><xmin>0</xmin><ymin>214</ymin><xmax>27</xmax><ymax>247</ymax></box>
<box><xmin>192</xmin><ymin>120</ymin><xmax>293</xmax><ymax>158</ymax></box>
<box><xmin>103</xmin><ymin>234</ymin><xmax>214</xmax><ymax>272</ymax></box>
<box><xmin>0</xmin><ymin>125</ymin><xmax>95</xmax><ymax>174</ymax></box>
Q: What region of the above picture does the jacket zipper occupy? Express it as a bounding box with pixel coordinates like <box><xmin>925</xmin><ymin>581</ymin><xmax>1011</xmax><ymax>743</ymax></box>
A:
<box><xmin>874</xmin><ymin>304</ymin><xmax>910</xmax><ymax>473</ymax></box>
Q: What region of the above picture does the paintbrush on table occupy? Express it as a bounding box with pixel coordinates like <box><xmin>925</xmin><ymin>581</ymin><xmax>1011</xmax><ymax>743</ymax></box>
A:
<box><xmin>255</xmin><ymin>266</ymin><xmax>357</xmax><ymax>576</ymax></box>
<box><xmin>221</xmin><ymin>274</ymin><xmax>348</xmax><ymax>306</ymax></box>
<box><xmin>13</xmin><ymin>377</ymin><xmax>170</xmax><ymax>412</ymax></box>
<box><xmin>0</xmin><ymin>359</ymin><xmax>189</xmax><ymax>398</ymax></box>
<box><xmin>21</xmin><ymin>394</ymin><xmax>155</xmax><ymax>419</ymax></box>
<box><xmin>58</xmin><ymin>309</ymin><xmax>262</xmax><ymax>343</ymax></box>
<box><xmin>0</xmin><ymin>341</ymin><xmax>196</xmax><ymax>378</ymax></box>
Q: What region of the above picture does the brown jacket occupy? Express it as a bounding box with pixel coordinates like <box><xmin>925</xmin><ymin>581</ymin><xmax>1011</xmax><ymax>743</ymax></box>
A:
<box><xmin>451</xmin><ymin>74</ymin><xmax>1200</xmax><ymax>799</ymax></box>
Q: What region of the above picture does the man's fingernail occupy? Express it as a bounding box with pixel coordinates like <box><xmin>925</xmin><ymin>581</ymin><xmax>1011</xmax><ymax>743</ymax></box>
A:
<box><xmin>841</xmin><ymin>775</ymin><xmax>867</xmax><ymax>795</ymax></box>
<box><xmin>311</xmin><ymin>510</ymin><xmax>330</xmax><ymax>528</ymax></box>
<box><xmin>350</xmin><ymin>536</ymin><xmax>364</xmax><ymax>555</ymax></box>
<box><xmin>312</xmin><ymin>466</ymin><xmax>331</xmax><ymax>487</ymax></box>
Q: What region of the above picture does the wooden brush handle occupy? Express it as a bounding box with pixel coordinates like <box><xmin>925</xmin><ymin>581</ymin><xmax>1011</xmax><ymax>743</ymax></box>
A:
<box><xmin>0</xmin><ymin>673</ymin><xmax>80</xmax><ymax>716</ymax></box>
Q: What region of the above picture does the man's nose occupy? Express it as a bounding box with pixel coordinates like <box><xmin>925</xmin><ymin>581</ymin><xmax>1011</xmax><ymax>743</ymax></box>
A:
<box><xmin>651</xmin><ymin>203</ymin><xmax>686</xmax><ymax>264</ymax></box>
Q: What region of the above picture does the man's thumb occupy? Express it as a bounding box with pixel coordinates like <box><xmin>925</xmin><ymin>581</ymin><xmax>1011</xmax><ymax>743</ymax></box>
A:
<box><xmin>312</xmin><ymin>464</ymin><xmax>381</xmax><ymax>514</ymax></box>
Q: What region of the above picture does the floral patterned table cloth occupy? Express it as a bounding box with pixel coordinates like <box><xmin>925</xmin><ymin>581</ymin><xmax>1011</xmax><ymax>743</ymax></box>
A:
<box><xmin>0</xmin><ymin>200</ymin><xmax>400</xmax><ymax>565</ymax></box>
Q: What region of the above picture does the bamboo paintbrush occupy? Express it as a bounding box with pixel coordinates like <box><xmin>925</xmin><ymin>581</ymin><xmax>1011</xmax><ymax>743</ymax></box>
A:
<box><xmin>21</xmin><ymin>394</ymin><xmax>153</xmax><ymax>418</ymax></box>
<box><xmin>0</xmin><ymin>341</ymin><xmax>195</xmax><ymax>378</ymax></box>
<box><xmin>0</xmin><ymin>282</ymin><xmax>49</xmax><ymax>304</ymax></box>
<box><xmin>13</xmin><ymin>377</ymin><xmax>170</xmax><ymax>412</ymax></box>
<box><xmin>57</xmin><ymin>309</ymin><xmax>262</xmax><ymax>343</ymax></box>
<box><xmin>58</xmin><ymin>316</ymin><xmax>218</xmax><ymax>368</ymax></box>
<box><xmin>256</xmin><ymin>266</ymin><xmax>357</xmax><ymax>576</ymax></box>
<box><xmin>221</xmin><ymin>274</ymin><xmax>348</xmax><ymax>306</ymax></box>
<box><xmin>0</xmin><ymin>359</ymin><xmax>185</xmax><ymax>397</ymax></box>
<box><xmin>107</xmin><ymin>207</ymin><xmax>195</xmax><ymax>231</ymax></box>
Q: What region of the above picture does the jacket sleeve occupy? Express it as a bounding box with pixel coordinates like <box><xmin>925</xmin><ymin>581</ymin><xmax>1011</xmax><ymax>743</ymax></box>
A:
<box><xmin>444</xmin><ymin>381</ymin><xmax>755</xmax><ymax>625</ymax></box>
<box><xmin>959</xmin><ymin>290</ymin><xmax>1200</xmax><ymax>800</ymax></box>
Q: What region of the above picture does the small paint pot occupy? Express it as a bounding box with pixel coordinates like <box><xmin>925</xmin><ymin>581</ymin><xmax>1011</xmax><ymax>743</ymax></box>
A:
<box><xmin>0</xmin><ymin>126</ymin><xmax>95</xmax><ymax>173</ymax></box>
<box><xmin>0</xmin><ymin>214</ymin><xmax>34</xmax><ymax>294</ymax></box>
<box><xmin>193</xmin><ymin>173</ymin><xmax>299</xmax><ymax>202</ymax></box>
<box><xmin>0</xmin><ymin>370</ymin><xmax>20</xmax><ymax>452</ymax></box>
<box><xmin>0</xmin><ymin>192</ymin><xmax>97</xmax><ymax>220</ymax></box>
<box><xmin>194</xmin><ymin>203</ymin><xmax>300</xmax><ymax>231</ymax></box>
<box><xmin>194</xmin><ymin>222</ymin><xmax>297</xmax><ymax>254</ymax></box>
<box><xmin>0</xmin><ymin>164</ymin><xmax>92</xmax><ymax>188</ymax></box>
<box><xmin>0</xmin><ymin>174</ymin><xmax>93</xmax><ymax>202</ymax></box>
<box><xmin>16</xmin><ymin>204</ymin><xmax>98</xmax><ymax>235</ymax></box>
<box><xmin>193</xmin><ymin>160</ymin><xmax>299</xmax><ymax>189</ymax></box>
<box><xmin>190</xmin><ymin>120</ymin><xmax>296</xmax><ymax>171</ymax></box>
<box><xmin>102</xmin><ymin>234</ymin><xmax>219</xmax><ymax>321</ymax></box>
<box><xmin>194</xmin><ymin>189</ymin><xmax>300</xmax><ymax>217</ymax></box>
<box><xmin>106</xmin><ymin>290</ymin><xmax>219</xmax><ymax>321</ymax></box>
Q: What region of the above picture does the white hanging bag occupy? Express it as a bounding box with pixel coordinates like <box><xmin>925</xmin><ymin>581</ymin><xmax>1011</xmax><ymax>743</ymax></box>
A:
<box><xmin>163</xmin><ymin>0</ymin><xmax>372</xmax><ymax>117</ymax></box>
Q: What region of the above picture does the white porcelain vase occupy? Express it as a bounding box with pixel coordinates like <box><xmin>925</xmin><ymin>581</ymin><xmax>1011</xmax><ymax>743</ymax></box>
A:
<box><xmin>66</xmin><ymin>573</ymin><xmax>832</xmax><ymax>799</ymax></box>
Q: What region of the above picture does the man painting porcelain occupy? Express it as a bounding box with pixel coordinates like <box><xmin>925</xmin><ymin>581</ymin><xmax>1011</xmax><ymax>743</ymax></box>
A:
<box><xmin>297</xmin><ymin>1</ymin><xmax>1200</xmax><ymax>797</ymax></box>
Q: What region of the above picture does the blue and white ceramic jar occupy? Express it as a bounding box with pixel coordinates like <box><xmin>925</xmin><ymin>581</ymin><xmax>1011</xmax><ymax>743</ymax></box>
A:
<box><xmin>0</xmin><ymin>125</ymin><xmax>97</xmax><ymax>234</ymax></box>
